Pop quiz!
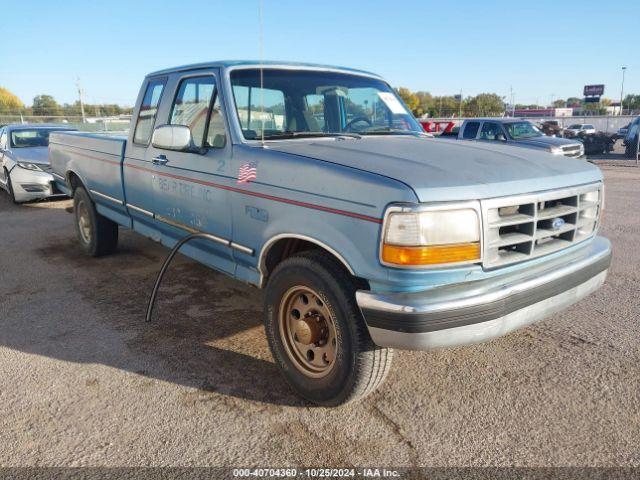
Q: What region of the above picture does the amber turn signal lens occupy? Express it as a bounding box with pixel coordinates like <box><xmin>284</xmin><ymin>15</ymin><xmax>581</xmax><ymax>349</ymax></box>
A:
<box><xmin>382</xmin><ymin>243</ymin><xmax>481</xmax><ymax>266</ymax></box>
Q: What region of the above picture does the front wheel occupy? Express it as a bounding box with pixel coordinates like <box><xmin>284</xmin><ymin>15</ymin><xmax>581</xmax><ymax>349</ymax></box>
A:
<box><xmin>73</xmin><ymin>186</ymin><xmax>119</xmax><ymax>256</ymax></box>
<box><xmin>263</xmin><ymin>250</ymin><xmax>393</xmax><ymax>406</ymax></box>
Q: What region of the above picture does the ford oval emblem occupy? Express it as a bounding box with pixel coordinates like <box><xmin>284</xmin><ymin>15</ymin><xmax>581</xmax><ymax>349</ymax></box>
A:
<box><xmin>551</xmin><ymin>217</ymin><xmax>565</xmax><ymax>230</ymax></box>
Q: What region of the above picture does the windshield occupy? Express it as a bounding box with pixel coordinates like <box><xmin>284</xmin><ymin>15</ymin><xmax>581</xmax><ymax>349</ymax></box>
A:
<box><xmin>229</xmin><ymin>69</ymin><xmax>423</xmax><ymax>140</ymax></box>
<box><xmin>10</xmin><ymin>129</ymin><xmax>63</xmax><ymax>148</ymax></box>
<box><xmin>504</xmin><ymin>121</ymin><xmax>543</xmax><ymax>139</ymax></box>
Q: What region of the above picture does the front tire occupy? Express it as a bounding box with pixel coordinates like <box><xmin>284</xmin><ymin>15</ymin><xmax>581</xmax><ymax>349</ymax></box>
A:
<box><xmin>73</xmin><ymin>186</ymin><xmax>118</xmax><ymax>256</ymax></box>
<box><xmin>264</xmin><ymin>250</ymin><xmax>393</xmax><ymax>406</ymax></box>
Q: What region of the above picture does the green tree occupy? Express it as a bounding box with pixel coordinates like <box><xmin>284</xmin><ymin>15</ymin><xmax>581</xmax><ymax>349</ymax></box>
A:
<box><xmin>623</xmin><ymin>94</ymin><xmax>640</xmax><ymax>111</ymax></box>
<box><xmin>566</xmin><ymin>97</ymin><xmax>582</xmax><ymax>108</ymax></box>
<box><xmin>0</xmin><ymin>87</ymin><xmax>24</xmax><ymax>113</ymax></box>
<box><xmin>396</xmin><ymin>87</ymin><xmax>419</xmax><ymax>115</ymax></box>
<box><xmin>464</xmin><ymin>93</ymin><xmax>505</xmax><ymax>116</ymax></box>
<box><xmin>32</xmin><ymin>94</ymin><xmax>62</xmax><ymax>116</ymax></box>
<box><xmin>552</xmin><ymin>99</ymin><xmax>566</xmax><ymax>108</ymax></box>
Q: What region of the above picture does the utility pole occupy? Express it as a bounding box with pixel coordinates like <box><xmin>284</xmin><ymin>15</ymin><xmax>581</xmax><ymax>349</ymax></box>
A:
<box><xmin>510</xmin><ymin>85</ymin><xmax>515</xmax><ymax>117</ymax></box>
<box><xmin>458</xmin><ymin>89</ymin><xmax>463</xmax><ymax>119</ymax></box>
<box><xmin>76</xmin><ymin>77</ymin><xmax>86</xmax><ymax>123</ymax></box>
<box><xmin>620</xmin><ymin>66</ymin><xmax>627</xmax><ymax>116</ymax></box>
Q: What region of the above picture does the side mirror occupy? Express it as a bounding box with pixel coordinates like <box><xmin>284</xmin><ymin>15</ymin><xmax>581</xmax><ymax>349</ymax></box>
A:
<box><xmin>151</xmin><ymin>125</ymin><xmax>192</xmax><ymax>151</ymax></box>
<box><xmin>495</xmin><ymin>132</ymin><xmax>506</xmax><ymax>142</ymax></box>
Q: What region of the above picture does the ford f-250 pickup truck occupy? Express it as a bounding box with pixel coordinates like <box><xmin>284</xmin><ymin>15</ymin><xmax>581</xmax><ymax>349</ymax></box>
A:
<box><xmin>49</xmin><ymin>61</ymin><xmax>611</xmax><ymax>406</ymax></box>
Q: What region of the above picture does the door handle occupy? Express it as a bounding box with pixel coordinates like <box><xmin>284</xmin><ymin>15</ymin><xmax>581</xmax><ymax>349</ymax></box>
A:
<box><xmin>152</xmin><ymin>155</ymin><xmax>169</xmax><ymax>166</ymax></box>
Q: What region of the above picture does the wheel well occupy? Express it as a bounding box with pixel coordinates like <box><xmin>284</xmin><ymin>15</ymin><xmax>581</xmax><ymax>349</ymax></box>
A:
<box><xmin>66</xmin><ymin>171</ymin><xmax>82</xmax><ymax>195</ymax></box>
<box><xmin>261</xmin><ymin>237</ymin><xmax>367</xmax><ymax>288</ymax></box>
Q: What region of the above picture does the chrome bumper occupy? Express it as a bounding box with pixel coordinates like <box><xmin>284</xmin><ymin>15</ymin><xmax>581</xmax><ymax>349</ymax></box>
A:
<box><xmin>357</xmin><ymin>236</ymin><xmax>611</xmax><ymax>350</ymax></box>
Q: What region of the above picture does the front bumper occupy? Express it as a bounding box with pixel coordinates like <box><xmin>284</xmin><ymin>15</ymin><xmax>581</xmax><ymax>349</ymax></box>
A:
<box><xmin>9</xmin><ymin>167</ymin><xmax>64</xmax><ymax>203</ymax></box>
<box><xmin>357</xmin><ymin>236</ymin><xmax>611</xmax><ymax>350</ymax></box>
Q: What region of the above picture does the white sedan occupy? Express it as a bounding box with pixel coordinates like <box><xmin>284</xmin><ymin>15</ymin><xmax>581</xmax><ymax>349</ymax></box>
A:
<box><xmin>564</xmin><ymin>123</ymin><xmax>596</xmax><ymax>137</ymax></box>
<box><xmin>0</xmin><ymin>124</ymin><xmax>75</xmax><ymax>203</ymax></box>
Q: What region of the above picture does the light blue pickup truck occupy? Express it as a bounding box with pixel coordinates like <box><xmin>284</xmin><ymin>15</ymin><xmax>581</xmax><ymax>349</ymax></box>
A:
<box><xmin>50</xmin><ymin>61</ymin><xmax>611</xmax><ymax>406</ymax></box>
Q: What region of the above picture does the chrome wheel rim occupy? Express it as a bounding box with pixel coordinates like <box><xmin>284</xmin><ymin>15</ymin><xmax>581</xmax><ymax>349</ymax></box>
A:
<box><xmin>279</xmin><ymin>286</ymin><xmax>337</xmax><ymax>378</ymax></box>
<box><xmin>77</xmin><ymin>200</ymin><xmax>91</xmax><ymax>244</ymax></box>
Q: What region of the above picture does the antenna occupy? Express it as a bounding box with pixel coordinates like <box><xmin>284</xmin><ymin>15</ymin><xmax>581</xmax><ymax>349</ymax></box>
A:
<box><xmin>259</xmin><ymin>0</ymin><xmax>265</xmax><ymax>147</ymax></box>
<box><xmin>76</xmin><ymin>77</ymin><xmax>86</xmax><ymax>123</ymax></box>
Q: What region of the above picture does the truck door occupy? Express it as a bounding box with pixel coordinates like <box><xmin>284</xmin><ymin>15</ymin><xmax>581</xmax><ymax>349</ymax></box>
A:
<box><xmin>123</xmin><ymin>76</ymin><xmax>168</xmax><ymax>239</ymax></box>
<box><xmin>147</xmin><ymin>71</ymin><xmax>235</xmax><ymax>274</ymax></box>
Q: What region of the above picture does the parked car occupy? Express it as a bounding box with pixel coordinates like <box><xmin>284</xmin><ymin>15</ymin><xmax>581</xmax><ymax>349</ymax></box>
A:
<box><xmin>539</xmin><ymin>120</ymin><xmax>563</xmax><ymax>137</ymax></box>
<box><xmin>457</xmin><ymin>118</ymin><xmax>585</xmax><ymax>158</ymax></box>
<box><xmin>623</xmin><ymin>117</ymin><xmax>640</xmax><ymax>158</ymax></box>
<box><xmin>615</xmin><ymin>123</ymin><xmax>629</xmax><ymax>140</ymax></box>
<box><xmin>0</xmin><ymin>124</ymin><xmax>75</xmax><ymax>203</ymax></box>
<box><xmin>564</xmin><ymin>123</ymin><xmax>596</xmax><ymax>137</ymax></box>
<box><xmin>50</xmin><ymin>61</ymin><xmax>611</xmax><ymax>406</ymax></box>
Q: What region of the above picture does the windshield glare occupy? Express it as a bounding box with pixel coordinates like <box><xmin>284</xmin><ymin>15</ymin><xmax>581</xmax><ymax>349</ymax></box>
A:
<box><xmin>230</xmin><ymin>69</ymin><xmax>423</xmax><ymax>140</ymax></box>
<box><xmin>505</xmin><ymin>121</ymin><xmax>543</xmax><ymax>139</ymax></box>
<box><xmin>10</xmin><ymin>129</ymin><xmax>59</xmax><ymax>148</ymax></box>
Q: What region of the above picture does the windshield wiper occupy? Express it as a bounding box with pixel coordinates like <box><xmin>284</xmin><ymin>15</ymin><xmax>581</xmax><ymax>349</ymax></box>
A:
<box><xmin>358</xmin><ymin>128</ymin><xmax>430</xmax><ymax>137</ymax></box>
<box><xmin>260</xmin><ymin>131</ymin><xmax>361</xmax><ymax>140</ymax></box>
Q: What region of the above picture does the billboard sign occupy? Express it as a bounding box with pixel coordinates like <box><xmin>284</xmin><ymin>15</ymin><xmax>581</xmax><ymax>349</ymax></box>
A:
<box><xmin>584</xmin><ymin>84</ymin><xmax>605</xmax><ymax>96</ymax></box>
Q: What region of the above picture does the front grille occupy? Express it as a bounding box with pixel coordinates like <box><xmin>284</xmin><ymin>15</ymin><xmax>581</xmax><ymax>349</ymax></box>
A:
<box><xmin>481</xmin><ymin>183</ymin><xmax>602</xmax><ymax>268</ymax></box>
<box><xmin>562</xmin><ymin>145</ymin><xmax>583</xmax><ymax>157</ymax></box>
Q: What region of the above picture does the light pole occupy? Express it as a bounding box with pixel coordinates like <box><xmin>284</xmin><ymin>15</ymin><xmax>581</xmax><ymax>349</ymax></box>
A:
<box><xmin>620</xmin><ymin>66</ymin><xmax>627</xmax><ymax>116</ymax></box>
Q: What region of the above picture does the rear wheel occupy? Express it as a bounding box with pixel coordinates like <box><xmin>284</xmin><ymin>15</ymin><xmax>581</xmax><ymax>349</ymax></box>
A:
<box><xmin>73</xmin><ymin>186</ymin><xmax>118</xmax><ymax>256</ymax></box>
<box><xmin>264</xmin><ymin>250</ymin><xmax>393</xmax><ymax>406</ymax></box>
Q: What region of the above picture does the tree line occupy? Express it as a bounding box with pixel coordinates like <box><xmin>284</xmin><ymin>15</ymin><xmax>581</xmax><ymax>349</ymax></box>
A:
<box><xmin>0</xmin><ymin>87</ymin><xmax>133</xmax><ymax>117</ymax></box>
<box><xmin>395</xmin><ymin>87</ymin><xmax>640</xmax><ymax>117</ymax></box>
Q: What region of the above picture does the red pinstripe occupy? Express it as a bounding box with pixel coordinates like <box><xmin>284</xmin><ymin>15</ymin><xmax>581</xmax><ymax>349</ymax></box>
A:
<box><xmin>76</xmin><ymin>153</ymin><xmax>382</xmax><ymax>224</ymax></box>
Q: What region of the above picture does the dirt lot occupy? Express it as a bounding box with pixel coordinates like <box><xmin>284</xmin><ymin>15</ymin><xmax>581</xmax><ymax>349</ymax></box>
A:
<box><xmin>0</xmin><ymin>162</ymin><xmax>638</xmax><ymax>468</ymax></box>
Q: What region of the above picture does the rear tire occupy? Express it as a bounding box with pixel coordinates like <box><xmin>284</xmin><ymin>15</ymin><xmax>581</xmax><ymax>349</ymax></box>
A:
<box><xmin>73</xmin><ymin>186</ymin><xmax>118</xmax><ymax>256</ymax></box>
<box><xmin>263</xmin><ymin>250</ymin><xmax>393</xmax><ymax>406</ymax></box>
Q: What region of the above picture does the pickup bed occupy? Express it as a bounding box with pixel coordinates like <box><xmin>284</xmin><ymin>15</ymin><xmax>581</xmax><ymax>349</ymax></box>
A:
<box><xmin>50</xmin><ymin>60</ymin><xmax>611</xmax><ymax>406</ymax></box>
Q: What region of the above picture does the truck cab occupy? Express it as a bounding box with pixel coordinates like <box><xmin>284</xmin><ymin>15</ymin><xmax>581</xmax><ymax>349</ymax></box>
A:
<box><xmin>50</xmin><ymin>61</ymin><xmax>611</xmax><ymax>406</ymax></box>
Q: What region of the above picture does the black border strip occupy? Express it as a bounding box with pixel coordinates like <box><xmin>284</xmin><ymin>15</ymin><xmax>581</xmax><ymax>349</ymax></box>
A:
<box><xmin>363</xmin><ymin>253</ymin><xmax>611</xmax><ymax>334</ymax></box>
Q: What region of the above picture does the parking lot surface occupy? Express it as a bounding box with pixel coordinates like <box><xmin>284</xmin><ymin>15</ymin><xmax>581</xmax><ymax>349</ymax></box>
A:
<box><xmin>0</xmin><ymin>164</ymin><xmax>638</xmax><ymax>467</ymax></box>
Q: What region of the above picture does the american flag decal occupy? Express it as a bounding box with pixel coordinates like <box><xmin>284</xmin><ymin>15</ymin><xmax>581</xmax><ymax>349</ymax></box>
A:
<box><xmin>237</xmin><ymin>162</ymin><xmax>257</xmax><ymax>184</ymax></box>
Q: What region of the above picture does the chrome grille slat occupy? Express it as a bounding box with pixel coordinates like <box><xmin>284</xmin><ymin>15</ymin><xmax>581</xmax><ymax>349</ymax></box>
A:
<box><xmin>481</xmin><ymin>183</ymin><xmax>602</xmax><ymax>268</ymax></box>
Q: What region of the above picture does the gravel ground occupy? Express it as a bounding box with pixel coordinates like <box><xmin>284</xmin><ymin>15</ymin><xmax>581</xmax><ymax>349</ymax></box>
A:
<box><xmin>0</xmin><ymin>164</ymin><xmax>638</xmax><ymax>468</ymax></box>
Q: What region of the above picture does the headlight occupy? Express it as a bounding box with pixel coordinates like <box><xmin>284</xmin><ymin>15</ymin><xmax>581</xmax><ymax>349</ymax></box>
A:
<box><xmin>549</xmin><ymin>146</ymin><xmax>563</xmax><ymax>155</ymax></box>
<box><xmin>17</xmin><ymin>162</ymin><xmax>43</xmax><ymax>171</ymax></box>
<box><xmin>381</xmin><ymin>202</ymin><xmax>481</xmax><ymax>267</ymax></box>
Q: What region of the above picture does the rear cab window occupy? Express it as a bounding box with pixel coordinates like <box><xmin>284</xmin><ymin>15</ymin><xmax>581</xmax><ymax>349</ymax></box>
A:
<box><xmin>133</xmin><ymin>78</ymin><xmax>167</xmax><ymax>145</ymax></box>
<box><xmin>462</xmin><ymin>122</ymin><xmax>480</xmax><ymax>139</ymax></box>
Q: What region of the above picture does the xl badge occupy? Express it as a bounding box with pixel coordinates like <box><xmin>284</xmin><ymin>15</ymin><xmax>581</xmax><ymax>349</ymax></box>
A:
<box><xmin>551</xmin><ymin>217</ymin><xmax>565</xmax><ymax>230</ymax></box>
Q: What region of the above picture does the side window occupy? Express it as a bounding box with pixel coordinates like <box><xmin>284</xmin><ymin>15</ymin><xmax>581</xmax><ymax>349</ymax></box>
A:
<box><xmin>463</xmin><ymin>122</ymin><xmax>480</xmax><ymax>139</ymax></box>
<box><xmin>133</xmin><ymin>78</ymin><xmax>166</xmax><ymax>145</ymax></box>
<box><xmin>0</xmin><ymin>129</ymin><xmax>7</xmax><ymax>150</ymax></box>
<box><xmin>480</xmin><ymin>122</ymin><xmax>501</xmax><ymax>140</ymax></box>
<box><xmin>169</xmin><ymin>76</ymin><xmax>215</xmax><ymax>147</ymax></box>
<box><xmin>232</xmin><ymin>85</ymin><xmax>286</xmax><ymax>139</ymax></box>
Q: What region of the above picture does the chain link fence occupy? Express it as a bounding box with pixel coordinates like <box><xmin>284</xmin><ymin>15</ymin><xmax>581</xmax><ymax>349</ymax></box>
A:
<box><xmin>0</xmin><ymin>115</ymin><xmax>131</xmax><ymax>133</ymax></box>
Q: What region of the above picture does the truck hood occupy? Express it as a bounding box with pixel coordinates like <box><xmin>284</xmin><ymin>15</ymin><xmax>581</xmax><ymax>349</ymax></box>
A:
<box><xmin>511</xmin><ymin>136</ymin><xmax>581</xmax><ymax>148</ymax></box>
<box><xmin>267</xmin><ymin>136</ymin><xmax>602</xmax><ymax>202</ymax></box>
<box><xmin>10</xmin><ymin>147</ymin><xmax>49</xmax><ymax>165</ymax></box>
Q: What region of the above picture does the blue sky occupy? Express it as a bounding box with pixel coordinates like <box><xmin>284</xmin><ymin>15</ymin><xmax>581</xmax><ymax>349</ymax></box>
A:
<box><xmin>2</xmin><ymin>0</ymin><xmax>638</xmax><ymax>107</ymax></box>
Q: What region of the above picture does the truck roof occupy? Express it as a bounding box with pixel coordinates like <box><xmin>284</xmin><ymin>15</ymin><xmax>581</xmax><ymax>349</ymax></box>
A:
<box><xmin>462</xmin><ymin>118</ymin><xmax>534</xmax><ymax>123</ymax></box>
<box><xmin>147</xmin><ymin>60</ymin><xmax>382</xmax><ymax>79</ymax></box>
